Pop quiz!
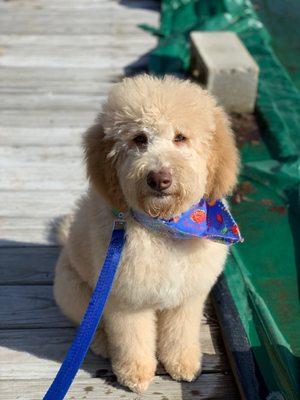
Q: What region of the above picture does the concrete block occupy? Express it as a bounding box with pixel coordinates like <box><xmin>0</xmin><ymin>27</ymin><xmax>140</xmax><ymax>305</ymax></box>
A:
<box><xmin>190</xmin><ymin>31</ymin><xmax>259</xmax><ymax>113</ymax></box>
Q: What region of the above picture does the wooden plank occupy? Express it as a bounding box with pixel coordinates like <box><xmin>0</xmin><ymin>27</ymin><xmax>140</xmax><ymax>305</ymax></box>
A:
<box><xmin>0</xmin><ymin>24</ymin><xmax>155</xmax><ymax>36</ymax></box>
<box><xmin>0</xmin><ymin>4</ymin><xmax>158</xmax><ymax>19</ymax></box>
<box><xmin>0</xmin><ymin>328</ymin><xmax>110</xmax><ymax>380</ymax></box>
<box><xmin>0</xmin><ymin>286</ymin><xmax>69</xmax><ymax>328</ymax></box>
<box><xmin>0</xmin><ymin>34</ymin><xmax>155</xmax><ymax>46</ymax></box>
<box><xmin>0</xmin><ymin>375</ymin><xmax>239</xmax><ymax>400</ymax></box>
<box><xmin>0</xmin><ymin>162</ymin><xmax>86</xmax><ymax>190</ymax></box>
<box><xmin>0</xmin><ymin>286</ymin><xmax>215</xmax><ymax>328</ymax></box>
<box><xmin>1</xmin><ymin>93</ymin><xmax>105</xmax><ymax>110</ymax></box>
<box><xmin>0</xmin><ymin>7</ymin><xmax>158</xmax><ymax>22</ymax></box>
<box><xmin>0</xmin><ymin>191</ymin><xmax>79</xmax><ymax>218</ymax></box>
<box><xmin>0</xmin><ymin>66</ymin><xmax>122</xmax><ymax>85</ymax></box>
<box><xmin>0</xmin><ymin>53</ymin><xmax>151</xmax><ymax>69</ymax></box>
<box><xmin>0</xmin><ymin>246</ymin><xmax>58</xmax><ymax>284</ymax></box>
<box><xmin>0</xmin><ymin>10</ymin><xmax>158</xmax><ymax>28</ymax></box>
<box><xmin>0</xmin><ymin>201</ymin><xmax>75</xmax><ymax>244</ymax></box>
<box><xmin>0</xmin><ymin>0</ymin><xmax>159</xmax><ymax>12</ymax></box>
<box><xmin>0</xmin><ymin>109</ymin><xmax>98</xmax><ymax>127</ymax></box>
<box><xmin>0</xmin><ymin>227</ymin><xmax>58</xmax><ymax>247</ymax></box>
<box><xmin>0</xmin><ymin>176</ymin><xmax>85</xmax><ymax>191</ymax></box>
<box><xmin>0</xmin><ymin>324</ymin><xmax>226</xmax><ymax>380</ymax></box>
<box><xmin>0</xmin><ymin>0</ymin><xmax>158</xmax><ymax>7</ymax></box>
<box><xmin>0</xmin><ymin>85</ymin><xmax>105</xmax><ymax>96</ymax></box>
<box><xmin>0</xmin><ymin>14</ymin><xmax>157</xmax><ymax>27</ymax></box>
<box><xmin>0</xmin><ymin>35</ymin><xmax>155</xmax><ymax>69</ymax></box>
<box><xmin>0</xmin><ymin>127</ymin><xmax>84</xmax><ymax>147</ymax></box>
<box><xmin>0</xmin><ymin>146</ymin><xmax>81</xmax><ymax>162</ymax></box>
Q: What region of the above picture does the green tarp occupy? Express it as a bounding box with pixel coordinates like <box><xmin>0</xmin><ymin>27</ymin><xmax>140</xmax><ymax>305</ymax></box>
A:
<box><xmin>252</xmin><ymin>0</ymin><xmax>300</xmax><ymax>91</ymax></box>
<box><xmin>143</xmin><ymin>1</ymin><xmax>300</xmax><ymax>398</ymax></box>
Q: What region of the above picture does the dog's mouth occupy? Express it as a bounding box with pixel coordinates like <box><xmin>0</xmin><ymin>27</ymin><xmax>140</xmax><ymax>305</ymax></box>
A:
<box><xmin>145</xmin><ymin>188</ymin><xmax>180</xmax><ymax>200</ymax></box>
<box><xmin>138</xmin><ymin>189</ymin><xmax>183</xmax><ymax>218</ymax></box>
<box><xmin>148</xmin><ymin>191</ymin><xmax>173</xmax><ymax>198</ymax></box>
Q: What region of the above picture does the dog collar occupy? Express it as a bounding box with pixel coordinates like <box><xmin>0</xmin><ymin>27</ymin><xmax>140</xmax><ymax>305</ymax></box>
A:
<box><xmin>131</xmin><ymin>198</ymin><xmax>243</xmax><ymax>245</ymax></box>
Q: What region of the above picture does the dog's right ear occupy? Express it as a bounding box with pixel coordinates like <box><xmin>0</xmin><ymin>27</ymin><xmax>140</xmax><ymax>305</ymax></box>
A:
<box><xmin>205</xmin><ymin>107</ymin><xmax>239</xmax><ymax>200</ymax></box>
<box><xmin>83</xmin><ymin>123</ymin><xmax>126</xmax><ymax>211</ymax></box>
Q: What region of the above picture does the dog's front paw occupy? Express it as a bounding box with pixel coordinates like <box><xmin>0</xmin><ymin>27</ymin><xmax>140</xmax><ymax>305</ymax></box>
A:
<box><xmin>162</xmin><ymin>349</ymin><xmax>202</xmax><ymax>382</ymax></box>
<box><xmin>113</xmin><ymin>358</ymin><xmax>156</xmax><ymax>393</ymax></box>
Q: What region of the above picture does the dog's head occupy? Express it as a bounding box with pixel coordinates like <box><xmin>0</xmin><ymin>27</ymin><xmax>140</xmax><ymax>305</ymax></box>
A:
<box><xmin>84</xmin><ymin>75</ymin><xmax>239</xmax><ymax>218</ymax></box>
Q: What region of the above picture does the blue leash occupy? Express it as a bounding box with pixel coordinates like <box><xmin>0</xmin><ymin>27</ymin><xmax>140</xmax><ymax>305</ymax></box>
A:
<box><xmin>43</xmin><ymin>221</ymin><xmax>125</xmax><ymax>400</ymax></box>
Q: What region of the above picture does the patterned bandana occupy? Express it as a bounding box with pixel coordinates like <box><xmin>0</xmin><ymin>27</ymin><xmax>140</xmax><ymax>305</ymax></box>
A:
<box><xmin>131</xmin><ymin>198</ymin><xmax>243</xmax><ymax>245</ymax></box>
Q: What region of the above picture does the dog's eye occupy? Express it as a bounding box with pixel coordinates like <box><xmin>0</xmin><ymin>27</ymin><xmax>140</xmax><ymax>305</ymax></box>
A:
<box><xmin>133</xmin><ymin>133</ymin><xmax>148</xmax><ymax>147</ymax></box>
<box><xmin>174</xmin><ymin>133</ymin><xmax>187</xmax><ymax>143</ymax></box>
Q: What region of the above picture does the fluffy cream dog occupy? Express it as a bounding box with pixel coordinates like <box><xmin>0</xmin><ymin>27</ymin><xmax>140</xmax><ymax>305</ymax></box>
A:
<box><xmin>54</xmin><ymin>75</ymin><xmax>239</xmax><ymax>393</ymax></box>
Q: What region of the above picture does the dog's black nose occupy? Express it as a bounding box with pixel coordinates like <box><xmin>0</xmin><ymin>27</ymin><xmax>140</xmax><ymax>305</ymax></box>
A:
<box><xmin>147</xmin><ymin>169</ymin><xmax>172</xmax><ymax>191</ymax></box>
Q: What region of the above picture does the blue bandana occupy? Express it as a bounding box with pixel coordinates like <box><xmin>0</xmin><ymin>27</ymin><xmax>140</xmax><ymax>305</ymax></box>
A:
<box><xmin>131</xmin><ymin>198</ymin><xmax>243</xmax><ymax>245</ymax></box>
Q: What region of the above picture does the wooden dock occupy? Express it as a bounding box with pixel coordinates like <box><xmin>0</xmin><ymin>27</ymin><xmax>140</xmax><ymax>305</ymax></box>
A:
<box><xmin>0</xmin><ymin>1</ymin><xmax>239</xmax><ymax>398</ymax></box>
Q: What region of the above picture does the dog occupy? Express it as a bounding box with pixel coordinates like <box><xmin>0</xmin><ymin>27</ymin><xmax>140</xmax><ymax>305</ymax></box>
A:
<box><xmin>53</xmin><ymin>74</ymin><xmax>239</xmax><ymax>393</ymax></box>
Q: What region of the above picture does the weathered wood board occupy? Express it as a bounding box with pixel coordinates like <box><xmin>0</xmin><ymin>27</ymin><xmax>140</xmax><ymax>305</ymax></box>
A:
<box><xmin>0</xmin><ymin>375</ymin><xmax>239</xmax><ymax>400</ymax></box>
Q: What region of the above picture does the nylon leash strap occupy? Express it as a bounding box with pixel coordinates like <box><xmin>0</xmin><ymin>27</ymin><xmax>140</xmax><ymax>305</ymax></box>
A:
<box><xmin>43</xmin><ymin>221</ymin><xmax>125</xmax><ymax>400</ymax></box>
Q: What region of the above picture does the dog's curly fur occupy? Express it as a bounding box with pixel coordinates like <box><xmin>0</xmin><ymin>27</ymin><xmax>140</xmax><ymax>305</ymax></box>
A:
<box><xmin>54</xmin><ymin>75</ymin><xmax>239</xmax><ymax>393</ymax></box>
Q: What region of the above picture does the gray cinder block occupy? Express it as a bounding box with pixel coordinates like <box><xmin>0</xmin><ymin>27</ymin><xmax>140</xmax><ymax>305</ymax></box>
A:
<box><xmin>190</xmin><ymin>31</ymin><xmax>259</xmax><ymax>113</ymax></box>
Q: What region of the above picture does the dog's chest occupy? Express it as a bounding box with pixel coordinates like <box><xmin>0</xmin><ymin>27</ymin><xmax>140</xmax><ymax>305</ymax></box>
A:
<box><xmin>111</xmin><ymin>223</ymin><xmax>227</xmax><ymax>309</ymax></box>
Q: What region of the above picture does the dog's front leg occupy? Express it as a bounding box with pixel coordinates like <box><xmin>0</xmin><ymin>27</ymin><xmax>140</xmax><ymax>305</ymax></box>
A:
<box><xmin>157</xmin><ymin>295</ymin><xmax>205</xmax><ymax>382</ymax></box>
<box><xmin>104</xmin><ymin>306</ymin><xmax>157</xmax><ymax>393</ymax></box>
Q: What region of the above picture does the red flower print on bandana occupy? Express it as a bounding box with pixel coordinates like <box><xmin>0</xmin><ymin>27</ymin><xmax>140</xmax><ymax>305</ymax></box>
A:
<box><xmin>216</xmin><ymin>213</ymin><xmax>223</xmax><ymax>224</ymax></box>
<box><xmin>231</xmin><ymin>225</ymin><xmax>239</xmax><ymax>235</ymax></box>
<box><xmin>190</xmin><ymin>210</ymin><xmax>206</xmax><ymax>224</ymax></box>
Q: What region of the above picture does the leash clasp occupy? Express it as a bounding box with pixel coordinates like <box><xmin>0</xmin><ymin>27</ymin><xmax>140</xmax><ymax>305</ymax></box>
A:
<box><xmin>113</xmin><ymin>211</ymin><xmax>126</xmax><ymax>230</ymax></box>
<box><xmin>114</xmin><ymin>219</ymin><xmax>126</xmax><ymax>230</ymax></box>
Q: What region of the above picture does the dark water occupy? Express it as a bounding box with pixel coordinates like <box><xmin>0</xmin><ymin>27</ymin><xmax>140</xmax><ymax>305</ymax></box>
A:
<box><xmin>252</xmin><ymin>0</ymin><xmax>300</xmax><ymax>89</ymax></box>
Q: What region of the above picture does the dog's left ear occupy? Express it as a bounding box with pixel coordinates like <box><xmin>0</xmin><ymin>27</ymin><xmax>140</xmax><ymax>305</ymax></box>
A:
<box><xmin>205</xmin><ymin>106</ymin><xmax>239</xmax><ymax>200</ymax></box>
